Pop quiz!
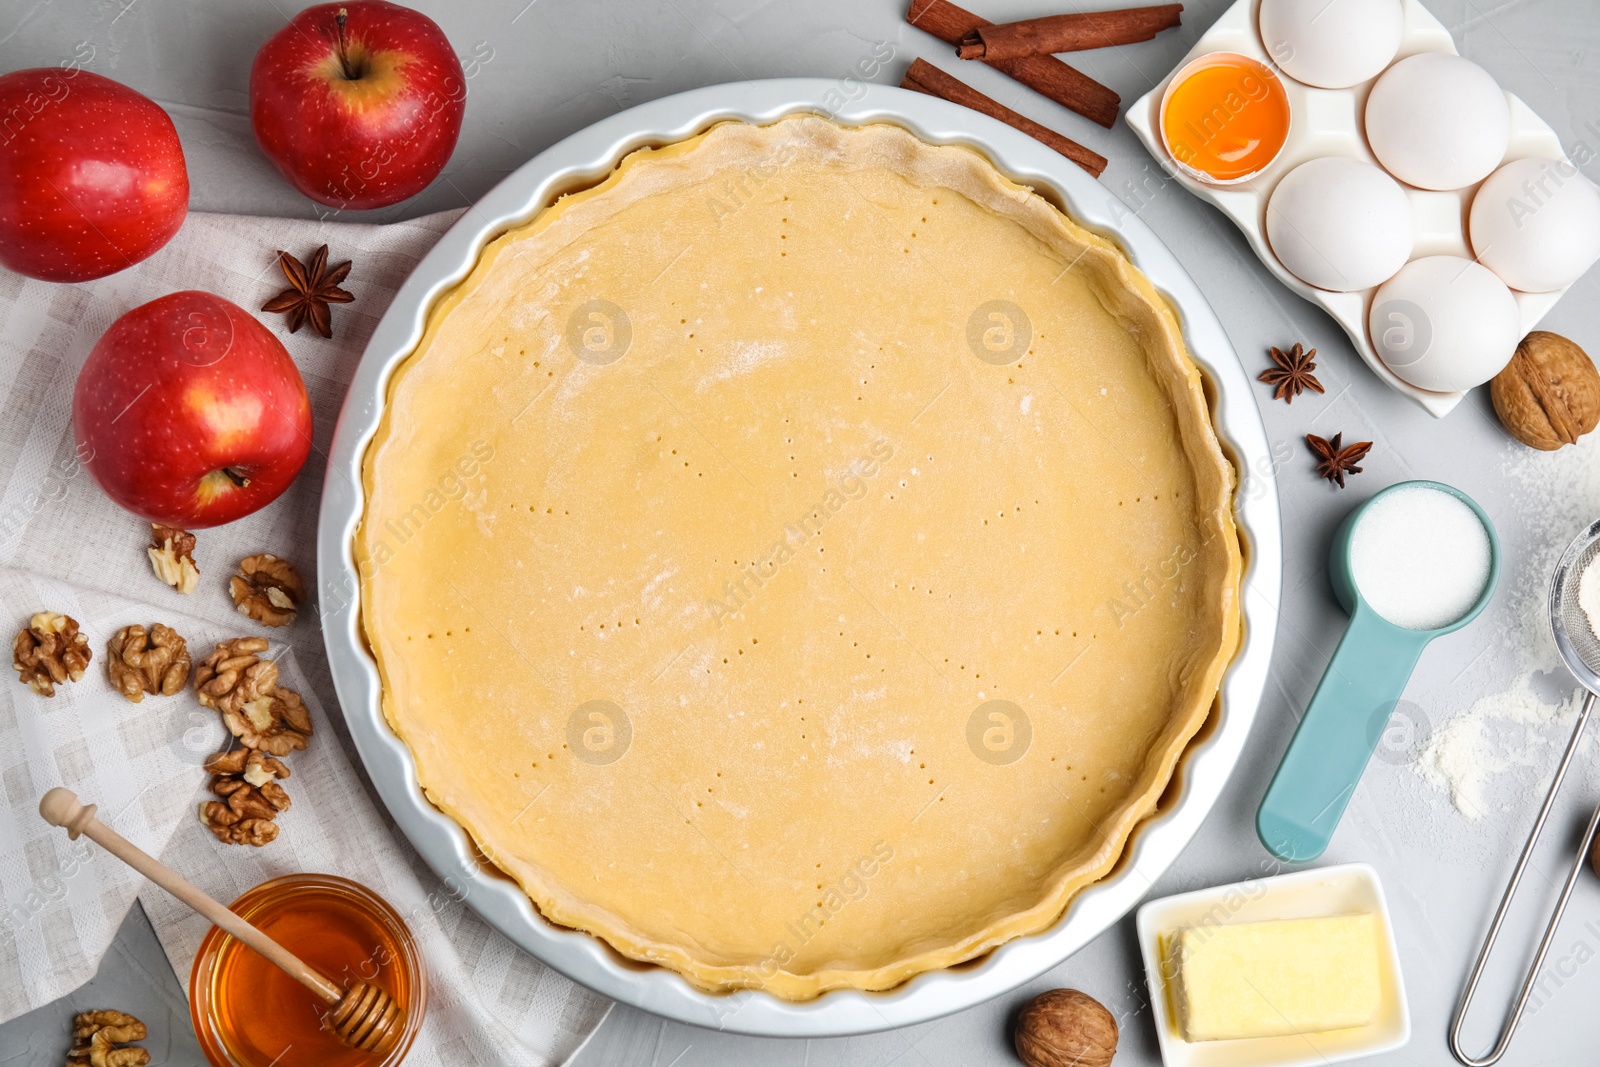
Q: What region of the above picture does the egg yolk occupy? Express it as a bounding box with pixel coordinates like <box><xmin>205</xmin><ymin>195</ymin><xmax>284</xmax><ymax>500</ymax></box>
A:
<box><xmin>1162</xmin><ymin>55</ymin><xmax>1291</xmax><ymax>182</ymax></box>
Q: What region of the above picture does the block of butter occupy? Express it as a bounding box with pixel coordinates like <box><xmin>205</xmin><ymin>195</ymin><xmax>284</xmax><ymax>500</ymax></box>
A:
<box><xmin>1168</xmin><ymin>914</ymin><xmax>1382</xmax><ymax>1041</ymax></box>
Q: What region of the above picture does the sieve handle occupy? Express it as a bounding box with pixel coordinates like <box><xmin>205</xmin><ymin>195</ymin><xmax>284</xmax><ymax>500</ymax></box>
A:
<box><xmin>1256</xmin><ymin>607</ymin><xmax>1432</xmax><ymax>862</ymax></box>
<box><xmin>1449</xmin><ymin>690</ymin><xmax>1599</xmax><ymax>1066</ymax></box>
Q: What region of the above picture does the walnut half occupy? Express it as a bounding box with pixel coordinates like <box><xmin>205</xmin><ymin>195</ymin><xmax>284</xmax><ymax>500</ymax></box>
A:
<box><xmin>13</xmin><ymin>612</ymin><xmax>91</xmax><ymax>697</ymax></box>
<box><xmin>200</xmin><ymin>747</ymin><xmax>291</xmax><ymax>846</ymax></box>
<box><xmin>229</xmin><ymin>553</ymin><xmax>305</xmax><ymax>627</ymax></box>
<box><xmin>106</xmin><ymin>624</ymin><xmax>191</xmax><ymax>703</ymax></box>
<box><xmin>193</xmin><ymin>638</ymin><xmax>313</xmax><ymax>756</ymax></box>
<box><xmin>68</xmin><ymin>1010</ymin><xmax>150</xmax><ymax>1067</ymax></box>
<box><xmin>147</xmin><ymin>524</ymin><xmax>199</xmax><ymax>594</ymax></box>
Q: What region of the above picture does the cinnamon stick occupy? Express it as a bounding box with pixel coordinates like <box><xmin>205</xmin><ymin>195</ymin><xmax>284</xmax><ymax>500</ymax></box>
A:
<box><xmin>906</xmin><ymin>0</ymin><xmax>1120</xmax><ymax>128</ymax></box>
<box><xmin>957</xmin><ymin>5</ymin><xmax>1183</xmax><ymax>61</ymax></box>
<box><xmin>900</xmin><ymin>58</ymin><xmax>1108</xmax><ymax>177</ymax></box>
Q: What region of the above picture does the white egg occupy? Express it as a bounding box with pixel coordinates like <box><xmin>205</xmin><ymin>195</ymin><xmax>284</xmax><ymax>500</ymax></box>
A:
<box><xmin>1266</xmin><ymin>157</ymin><xmax>1413</xmax><ymax>291</ymax></box>
<box><xmin>1368</xmin><ymin>256</ymin><xmax>1520</xmax><ymax>391</ymax></box>
<box><xmin>1258</xmin><ymin>0</ymin><xmax>1403</xmax><ymax>89</ymax></box>
<box><xmin>1365</xmin><ymin>53</ymin><xmax>1510</xmax><ymax>190</ymax></box>
<box><xmin>1470</xmin><ymin>157</ymin><xmax>1600</xmax><ymax>292</ymax></box>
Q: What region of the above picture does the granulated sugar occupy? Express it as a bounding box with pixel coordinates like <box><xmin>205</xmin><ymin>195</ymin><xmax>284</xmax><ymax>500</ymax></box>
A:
<box><xmin>1350</xmin><ymin>485</ymin><xmax>1492</xmax><ymax>630</ymax></box>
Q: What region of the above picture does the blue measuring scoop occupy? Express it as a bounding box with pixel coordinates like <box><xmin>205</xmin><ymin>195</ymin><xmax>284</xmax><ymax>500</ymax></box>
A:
<box><xmin>1257</xmin><ymin>480</ymin><xmax>1500</xmax><ymax>862</ymax></box>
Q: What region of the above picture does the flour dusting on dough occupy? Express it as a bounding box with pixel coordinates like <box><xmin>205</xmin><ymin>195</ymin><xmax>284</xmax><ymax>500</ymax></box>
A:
<box><xmin>698</xmin><ymin>339</ymin><xmax>788</xmax><ymax>390</ymax></box>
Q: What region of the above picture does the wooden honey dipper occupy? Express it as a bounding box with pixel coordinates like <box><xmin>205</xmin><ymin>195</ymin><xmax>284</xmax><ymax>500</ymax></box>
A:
<box><xmin>40</xmin><ymin>787</ymin><xmax>403</xmax><ymax>1055</ymax></box>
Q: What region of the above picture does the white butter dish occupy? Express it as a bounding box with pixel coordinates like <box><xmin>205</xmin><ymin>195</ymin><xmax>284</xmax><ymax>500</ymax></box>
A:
<box><xmin>1136</xmin><ymin>862</ymin><xmax>1410</xmax><ymax>1067</ymax></box>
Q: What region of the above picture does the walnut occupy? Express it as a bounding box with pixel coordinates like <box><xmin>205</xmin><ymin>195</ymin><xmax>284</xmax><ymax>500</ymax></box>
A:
<box><xmin>229</xmin><ymin>553</ymin><xmax>305</xmax><ymax>627</ymax></box>
<box><xmin>13</xmin><ymin>612</ymin><xmax>91</xmax><ymax>697</ymax></box>
<box><xmin>233</xmin><ymin>686</ymin><xmax>312</xmax><ymax>756</ymax></box>
<box><xmin>68</xmin><ymin>1010</ymin><xmax>150</xmax><ymax>1067</ymax></box>
<box><xmin>1490</xmin><ymin>331</ymin><xmax>1600</xmax><ymax>450</ymax></box>
<box><xmin>212</xmin><ymin>775</ymin><xmax>290</xmax><ymax>818</ymax></box>
<box><xmin>198</xmin><ymin>801</ymin><xmax>280</xmax><ymax>846</ymax></box>
<box><xmin>1014</xmin><ymin>989</ymin><xmax>1119</xmax><ymax>1067</ymax></box>
<box><xmin>200</xmin><ymin>747</ymin><xmax>291</xmax><ymax>845</ymax></box>
<box><xmin>194</xmin><ymin>638</ymin><xmax>312</xmax><ymax>755</ymax></box>
<box><xmin>106</xmin><ymin>623</ymin><xmax>190</xmax><ymax>703</ymax></box>
<box><xmin>206</xmin><ymin>746</ymin><xmax>291</xmax><ymax>787</ymax></box>
<box><xmin>193</xmin><ymin>636</ymin><xmax>271</xmax><ymax>704</ymax></box>
<box><xmin>147</xmin><ymin>524</ymin><xmax>199</xmax><ymax>594</ymax></box>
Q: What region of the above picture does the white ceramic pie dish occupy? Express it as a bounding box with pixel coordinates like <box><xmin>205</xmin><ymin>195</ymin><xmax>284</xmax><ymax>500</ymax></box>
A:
<box><xmin>316</xmin><ymin>78</ymin><xmax>1282</xmax><ymax>1037</ymax></box>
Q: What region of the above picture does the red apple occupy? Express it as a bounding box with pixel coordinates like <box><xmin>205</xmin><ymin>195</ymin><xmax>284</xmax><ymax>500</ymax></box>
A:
<box><xmin>0</xmin><ymin>68</ymin><xmax>189</xmax><ymax>282</ymax></box>
<box><xmin>73</xmin><ymin>292</ymin><xmax>313</xmax><ymax>528</ymax></box>
<box><xmin>250</xmin><ymin>1</ymin><xmax>465</xmax><ymax>210</ymax></box>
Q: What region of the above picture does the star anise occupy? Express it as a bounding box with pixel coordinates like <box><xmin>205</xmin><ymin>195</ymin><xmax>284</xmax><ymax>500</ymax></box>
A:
<box><xmin>1259</xmin><ymin>343</ymin><xmax>1325</xmax><ymax>403</ymax></box>
<box><xmin>262</xmin><ymin>245</ymin><xmax>353</xmax><ymax>338</ymax></box>
<box><xmin>1306</xmin><ymin>432</ymin><xmax>1372</xmax><ymax>488</ymax></box>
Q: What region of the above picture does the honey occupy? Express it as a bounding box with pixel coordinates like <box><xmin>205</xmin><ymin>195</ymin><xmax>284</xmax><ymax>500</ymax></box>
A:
<box><xmin>190</xmin><ymin>874</ymin><xmax>425</xmax><ymax>1067</ymax></box>
<box><xmin>1160</xmin><ymin>52</ymin><xmax>1291</xmax><ymax>183</ymax></box>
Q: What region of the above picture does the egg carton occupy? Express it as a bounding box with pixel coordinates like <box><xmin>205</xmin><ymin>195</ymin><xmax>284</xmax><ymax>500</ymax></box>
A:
<box><xmin>1125</xmin><ymin>0</ymin><xmax>1572</xmax><ymax>418</ymax></box>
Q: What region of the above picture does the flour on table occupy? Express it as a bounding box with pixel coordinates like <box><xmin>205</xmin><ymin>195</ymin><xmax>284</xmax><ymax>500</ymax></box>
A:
<box><xmin>1408</xmin><ymin>431</ymin><xmax>1600</xmax><ymax>817</ymax></box>
<box><xmin>1416</xmin><ymin>675</ymin><xmax>1586</xmax><ymax>819</ymax></box>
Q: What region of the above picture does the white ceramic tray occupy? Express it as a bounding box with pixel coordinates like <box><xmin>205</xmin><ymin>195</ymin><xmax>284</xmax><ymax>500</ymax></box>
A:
<box><xmin>316</xmin><ymin>78</ymin><xmax>1282</xmax><ymax>1037</ymax></box>
<box><xmin>1127</xmin><ymin>0</ymin><xmax>1574</xmax><ymax>418</ymax></box>
<box><xmin>1136</xmin><ymin>863</ymin><xmax>1410</xmax><ymax>1067</ymax></box>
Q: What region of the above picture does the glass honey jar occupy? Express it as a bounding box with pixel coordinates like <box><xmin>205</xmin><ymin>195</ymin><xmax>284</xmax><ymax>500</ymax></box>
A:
<box><xmin>189</xmin><ymin>873</ymin><xmax>426</xmax><ymax>1067</ymax></box>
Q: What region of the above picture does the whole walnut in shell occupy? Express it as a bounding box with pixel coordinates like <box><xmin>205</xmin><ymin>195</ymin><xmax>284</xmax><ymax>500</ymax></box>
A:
<box><xmin>1490</xmin><ymin>331</ymin><xmax>1600</xmax><ymax>450</ymax></box>
<box><xmin>1014</xmin><ymin>989</ymin><xmax>1119</xmax><ymax>1067</ymax></box>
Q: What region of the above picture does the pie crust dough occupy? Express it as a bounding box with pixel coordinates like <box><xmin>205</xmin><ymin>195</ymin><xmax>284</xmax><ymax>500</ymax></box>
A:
<box><xmin>357</xmin><ymin>116</ymin><xmax>1242</xmax><ymax>999</ymax></box>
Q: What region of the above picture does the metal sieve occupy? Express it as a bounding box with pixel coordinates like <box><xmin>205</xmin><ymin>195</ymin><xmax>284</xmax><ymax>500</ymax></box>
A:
<box><xmin>1551</xmin><ymin>518</ymin><xmax>1600</xmax><ymax>691</ymax></box>
<box><xmin>1451</xmin><ymin>517</ymin><xmax>1600</xmax><ymax>1066</ymax></box>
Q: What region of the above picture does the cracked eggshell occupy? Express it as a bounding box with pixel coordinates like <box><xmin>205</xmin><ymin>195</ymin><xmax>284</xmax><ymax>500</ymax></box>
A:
<box><xmin>1470</xmin><ymin>157</ymin><xmax>1600</xmax><ymax>292</ymax></box>
<box><xmin>1365</xmin><ymin>54</ymin><xmax>1510</xmax><ymax>190</ymax></box>
<box><xmin>1266</xmin><ymin>157</ymin><xmax>1414</xmax><ymax>291</ymax></box>
<box><xmin>1258</xmin><ymin>0</ymin><xmax>1403</xmax><ymax>89</ymax></box>
<box><xmin>1369</xmin><ymin>255</ymin><xmax>1520</xmax><ymax>391</ymax></box>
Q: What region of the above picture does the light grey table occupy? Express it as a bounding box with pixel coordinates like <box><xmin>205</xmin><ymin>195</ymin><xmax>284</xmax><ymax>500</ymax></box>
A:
<box><xmin>4</xmin><ymin>1</ymin><xmax>1599</xmax><ymax>1064</ymax></box>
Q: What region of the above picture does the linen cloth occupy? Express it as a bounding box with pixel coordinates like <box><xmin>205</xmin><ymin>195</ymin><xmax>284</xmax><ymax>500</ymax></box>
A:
<box><xmin>0</xmin><ymin>210</ymin><xmax>611</xmax><ymax>1063</ymax></box>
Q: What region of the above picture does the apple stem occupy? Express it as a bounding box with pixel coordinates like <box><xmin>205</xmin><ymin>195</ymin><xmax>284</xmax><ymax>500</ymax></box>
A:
<box><xmin>334</xmin><ymin>7</ymin><xmax>357</xmax><ymax>80</ymax></box>
<box><xmin>222</xmin><ymin>467</ymin><xmax>251</xmax><ymax>489</ymax></box>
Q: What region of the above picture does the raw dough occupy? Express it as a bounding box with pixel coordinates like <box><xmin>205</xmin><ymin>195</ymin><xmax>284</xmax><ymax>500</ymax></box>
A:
<box><xmin>357</xmin><ymin>117</ymin><xmax>1241</xmax><ymax>998</ymax></box>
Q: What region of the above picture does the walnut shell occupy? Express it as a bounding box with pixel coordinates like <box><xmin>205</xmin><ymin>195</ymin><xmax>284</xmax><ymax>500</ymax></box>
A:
<box><xmin>1014</xmin><ymin>989</ymin><xmax>1118</xmax><ymax>1067</ymax></box>
<box><xmin>1490</xmin><ymin>331</ymin><xmax>1600</xmax><ymax>450</ymax></box>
